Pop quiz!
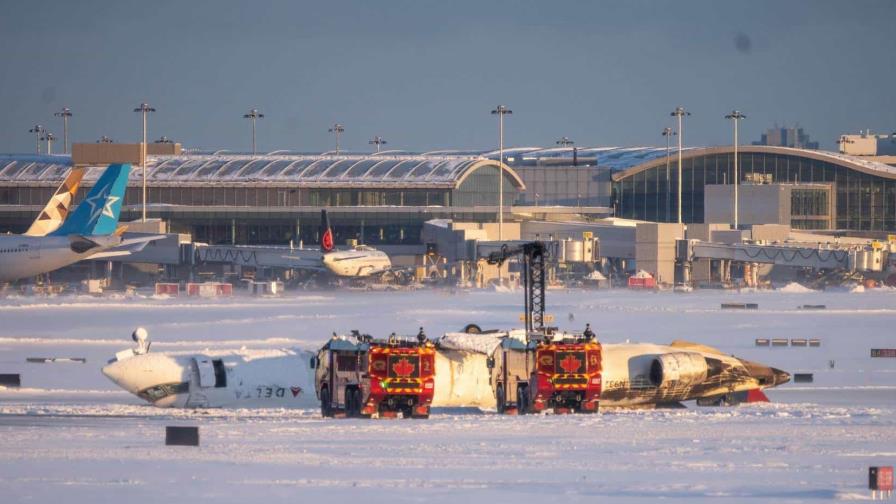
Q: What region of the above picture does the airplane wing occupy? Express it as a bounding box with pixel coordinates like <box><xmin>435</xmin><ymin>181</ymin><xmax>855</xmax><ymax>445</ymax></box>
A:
<box><xmin>668</xmin><ymin>340</ymin><xmax>728</xmax><ymax>356</ymax></box>
<box><xmin>280</xmin><ymin>255</ymin><xmax>328</xmax><ymax>270</ymax></box>
<box><xmin>85</xmin><ymin>250</ymin><xmax>134</xmax><ymax>259</ymax></box>
<box><xmin>85</xmin><ymin>234</ymin><xmax>166</xmax><ymax>260</ymax></box>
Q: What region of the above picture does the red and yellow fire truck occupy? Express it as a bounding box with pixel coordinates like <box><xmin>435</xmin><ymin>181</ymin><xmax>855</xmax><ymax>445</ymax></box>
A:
<box><xmin>489</xmin><ymin>330</ymin><xmax>602</xmax><ymax>414</ymax></box>
<box><xmin>485</xmin><ymin>241</ymin><xmax>602</xmax><ymax>414</ymax></box>
<box><xmin>313</xmin><ymin>332</ymin><xmax>435</xmax><ymax>419</ymax></box>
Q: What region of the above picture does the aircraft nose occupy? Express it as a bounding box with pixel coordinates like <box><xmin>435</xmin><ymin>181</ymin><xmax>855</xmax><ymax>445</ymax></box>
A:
<box><xmin>772</xmin><ymin>368</ymin><xmax>791</xmax><ymax>386</ymax></box>
<box><xmin>102</xmin><ymin>359</ymin><xmax>141</xmax><ymax>393</ymax></box>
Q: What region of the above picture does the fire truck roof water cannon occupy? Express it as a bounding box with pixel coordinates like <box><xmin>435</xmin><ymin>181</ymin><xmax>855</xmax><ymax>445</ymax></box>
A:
<box><xmin>485</xmin><ymin>242</ymin><xmax>603</xmax><ymax>414</ymax></box>
<box><xmin>312</xmin><ymin>328</ymin><xmax>436</xmax><ymax>419</ymax></box>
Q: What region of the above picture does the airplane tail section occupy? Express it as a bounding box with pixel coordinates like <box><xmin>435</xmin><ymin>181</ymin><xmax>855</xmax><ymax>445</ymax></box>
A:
<box><xmin>320</xmin><ymin>209</ymin><xmax>334</xmax><ymax>253</ymax></box>
<box><xmin>24</xmin><ymin>167</ymin><xmax>85</xmax><ymax>236</ymax></box>
<box><xmin>51</xmin><ymin>164</ymin><xmax>131</xmax><ymax>237</ymax></box>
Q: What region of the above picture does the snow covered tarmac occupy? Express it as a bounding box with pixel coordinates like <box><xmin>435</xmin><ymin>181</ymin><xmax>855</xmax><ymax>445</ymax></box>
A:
<box><xmin>1</xmin><ymin>288</ymin><xmax>894</xmax><ymax>502</ymax></box>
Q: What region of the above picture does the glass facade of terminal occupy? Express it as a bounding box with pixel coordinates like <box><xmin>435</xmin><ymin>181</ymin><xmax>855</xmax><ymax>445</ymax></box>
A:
<box><xmin>613</xmin><ymin>152</ymin><xmax>896</xmax><ymax>230</ymax></box>
<box><xmin>0</xmin><ymin>156</ymin><xmax>522</xmax><ymax>245</ymax></box>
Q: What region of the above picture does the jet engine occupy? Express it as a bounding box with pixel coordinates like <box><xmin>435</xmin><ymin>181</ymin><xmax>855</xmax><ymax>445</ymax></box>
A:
<box><xmin>648</xmin><ymin>352</ymin><xmax>708</xmax><ymax>389</ymax></box>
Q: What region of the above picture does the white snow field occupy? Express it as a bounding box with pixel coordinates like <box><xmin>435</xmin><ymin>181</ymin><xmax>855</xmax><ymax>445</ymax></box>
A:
<box><xmin>0</xmin><ymin>287</ymin><xmax>894</xmax><ymax>503</ymax></box>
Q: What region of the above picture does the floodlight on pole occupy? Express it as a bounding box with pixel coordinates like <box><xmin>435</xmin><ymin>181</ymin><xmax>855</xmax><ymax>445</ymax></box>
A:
<box><xmin>670</xmin><ymin>106</ymin><xmax>690</xmax><ymax>224</ymax></box>
<box><xmin>369</xmin><ymin>136</ymin><xmax>387</xmax><ymax>153</ymax></box>
<box><xmin>154</xmin><ymin>136</ymin><xmax>173</xmax><ymax>144</ymax></box>
<box><xmin>29</xmin><ymin>125</ymin><xmax>45</xmax><ymax>154</ymax></box>
<box><xmin>54</xmin><ymin>107</ymin><xmax>72</xmax><ymax>154</ymax></box>
<box><xmin>97</xmin><ymin>136</ymin><xmax>114</xmax><ymax>143</ymax></box>
<box><xmin>662</xmin><ymin>127</ymin><xmax>677</xmax><ymax>222</ymax></box>
<box><xmin>133</xmin><ymin>102</ymin><xmax>156</xmax><ymax>222</ymax></box>
<box><xmin>40</xmin><ymin>132</ymin><xmax>56</xmax><ymax>155</ymax></box>
<box><xmin>243</xmin><ymin>108</ymin><xmax>264</xmax><ymax>155</ymax></box>
<box><xmin>725</xmin><ymin>110</ymin><xmax>747</xmax><ymax>229</ymax></box>
<box><xmin>491</xmin><ymin>105</ymin><xmax>512</xmax><ymax>241</ymax></box>
<box><xmin>329</xmin><ymin>123</ymin><xmax>345</xmax><ymax>154</ymax></box>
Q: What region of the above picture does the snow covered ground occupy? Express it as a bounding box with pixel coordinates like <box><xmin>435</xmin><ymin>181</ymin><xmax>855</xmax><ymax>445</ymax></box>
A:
<box><xmin>1</xmin><ymin>287</ymin><xmax>894</xmax><ymax>502</ymax></box>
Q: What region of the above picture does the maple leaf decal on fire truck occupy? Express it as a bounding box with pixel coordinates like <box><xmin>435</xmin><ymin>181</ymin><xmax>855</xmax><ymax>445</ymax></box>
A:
<box><xmin>559</xmin><ymin>353</ymin><xmax>583</xmax><ymax>374</ymax></box>
<box><xmin>392</xmin><ymin>357</ymin><xmax>416</xmax><ymax>377</ymax></box>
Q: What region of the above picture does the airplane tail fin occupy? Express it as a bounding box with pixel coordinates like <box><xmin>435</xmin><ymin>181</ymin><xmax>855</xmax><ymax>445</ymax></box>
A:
<box><xmin>24</xmin><ymin>167</ymin><xmax>85</xmax><ymax>236</ymax></box>
<box><xmin>320</xmin><ymin>209</ymin><xmax>334</xmax><ymax>253</ymax></box>
<box><xmin>51</xmin><ymin>164</ymin><xmax>131</xmax><ymax>237</ymax></box>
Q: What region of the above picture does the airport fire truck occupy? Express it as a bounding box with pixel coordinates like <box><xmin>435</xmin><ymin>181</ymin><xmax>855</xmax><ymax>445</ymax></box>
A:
<box><xmin>313</xmin><ymin>330</ymin><xmax>436</xmax><ymax>418</ymax></box>
<box><xmin>485</xmin><ymin>242</ymin><xmax>602</xmax><ymax>414</ymax></box>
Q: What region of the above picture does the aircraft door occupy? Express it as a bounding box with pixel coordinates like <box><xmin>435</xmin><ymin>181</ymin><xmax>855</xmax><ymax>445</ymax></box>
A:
<box><xmin>192</xmin><ymin>357</ymin><xmax>217</xmax><ymax>388</ymax></box>
<box><xmin>28</xmin><ymin>243</ymin><xmax>40</xmax><ymax>259</ymax></box>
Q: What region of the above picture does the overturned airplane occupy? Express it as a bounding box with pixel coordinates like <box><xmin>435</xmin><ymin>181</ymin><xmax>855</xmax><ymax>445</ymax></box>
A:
<box><xmin>102</xmin><ymin>327</ymin><xmax>789</xmax><ymax>411</ymax></box>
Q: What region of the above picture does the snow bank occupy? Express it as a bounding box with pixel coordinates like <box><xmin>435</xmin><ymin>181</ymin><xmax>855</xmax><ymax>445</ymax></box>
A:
<box><xmin>777</xmin><ymin>282</ymin><xmax>815</xmax><ymax>293</ymax></box>
<box><xmin>438</xmin><ymin>332</ymin><xmax>503</xmax><ymax>355</ymax></box>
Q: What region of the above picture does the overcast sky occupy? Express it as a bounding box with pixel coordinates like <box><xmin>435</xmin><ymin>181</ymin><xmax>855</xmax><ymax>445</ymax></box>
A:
<box><xmin>1</xmin><ymin>0</ymin><xmax>893</xmax><ymax>154</ymax></box>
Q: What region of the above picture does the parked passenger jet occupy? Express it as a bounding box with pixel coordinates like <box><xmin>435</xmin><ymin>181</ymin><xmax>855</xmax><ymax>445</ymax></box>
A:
<box><xmin>0</xmin><ymin>164</ymin><xmax>162</xmax><ymax>282</ymax></box>
<box><xmin>284</xmin><ymin>209</ymin><xmax>392</xmax><ymax>279</ymax></box>
<box><xmin>102</xmin><ymin>327</ymin><xmax>789</xmax><ymax>410</ymax></box>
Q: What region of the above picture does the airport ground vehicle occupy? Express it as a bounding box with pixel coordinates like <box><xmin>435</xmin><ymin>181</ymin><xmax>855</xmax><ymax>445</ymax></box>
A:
<box><xmin>488</xmin><ymin>330</ymin><xmax>602</xmax><ymax>414</ymax></box>
<box><xmin>485</xmin><ymin>242</ymin><xmax>602</xmax><ymax>414</ymax></box>
<box><xmin>313</xmin><ymin>332</ymin><xmax>436</xmax><ymax>418</ymax></box>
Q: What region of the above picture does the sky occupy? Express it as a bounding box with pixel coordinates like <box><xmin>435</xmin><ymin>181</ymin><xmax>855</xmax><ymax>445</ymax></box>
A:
<box><xmin>0</xmin><ymin>0</ymin><xmax>894</xmax><ymax>154</ymax></box>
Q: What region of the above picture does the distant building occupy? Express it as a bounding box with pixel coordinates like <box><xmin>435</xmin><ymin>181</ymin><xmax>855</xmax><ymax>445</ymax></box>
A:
<box><xmin>752</xmin><ymin>126</ymin><xmax>819</xmax><ymax>150</ymax></box>
<box><xmin>836</xmin><ymin>130</ymin><xmax>896</xmax><ymax>168</ymax></box>
<box><xmin>838</xmin><ymin>130</ymin><xmax>896</xmax><ymax>153</ymax></box>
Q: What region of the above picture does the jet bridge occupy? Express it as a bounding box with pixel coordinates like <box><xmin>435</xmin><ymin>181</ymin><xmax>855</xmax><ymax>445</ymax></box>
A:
<box><xmin>677</xmin><ymin>239</ymin><xmax>887</xmax><ymax>272</ymax></box>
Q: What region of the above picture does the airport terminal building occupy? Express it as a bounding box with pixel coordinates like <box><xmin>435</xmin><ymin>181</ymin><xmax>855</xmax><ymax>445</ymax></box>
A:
<box><xmin>610</xmin><ymin>145</ymin><xmax>896</xmax><ymax>231</ymax></box>
<box><xmin>1</xmin><ymin>144</ymin><xmax>895</xmax><ymax>249</ymax></box>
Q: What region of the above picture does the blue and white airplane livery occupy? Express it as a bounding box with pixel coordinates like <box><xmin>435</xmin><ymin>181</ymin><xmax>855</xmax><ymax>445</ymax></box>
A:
<box><xmin>0</xmin><ymin>164</ymin><xmax>161</xmax><ymax>282</ymax></box>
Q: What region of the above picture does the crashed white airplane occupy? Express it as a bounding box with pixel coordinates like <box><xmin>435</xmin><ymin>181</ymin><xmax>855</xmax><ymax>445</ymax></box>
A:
<box><xmin>102</xmin><ymin>327</ymin><xmax>789</xmax><ymax>410</ymax></box>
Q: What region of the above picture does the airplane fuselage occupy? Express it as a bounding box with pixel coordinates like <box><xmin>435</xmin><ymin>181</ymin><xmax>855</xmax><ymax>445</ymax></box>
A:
<box><xmin>322</xmin><ymin>248</ymin><xmax>392</xmax><ymax>277</ymax></box>
<box><xmin>0</xmin><ymin>234</ymin><xmax>114</xmax><ymax>282</ymax></box>
<box><xmin>103</xmin><ymin>339</ymin><xmax>788</xmax><ymax>409</ymax></box>
<box><xmin>103</xmin><ymin>349</ymin><xmax>316</xmax><ymax>408</ymax></box>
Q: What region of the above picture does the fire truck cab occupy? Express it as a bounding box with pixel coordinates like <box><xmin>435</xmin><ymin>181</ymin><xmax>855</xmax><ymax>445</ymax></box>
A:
<box><xmin>529</xmin><ymin>334</ymin><xmax>602</xmax><ymax>413</ymax></box>
<box><xmin>313</xmin><ymin>332</ymin><xmax>436</xmax><ymax>419</ymax></box>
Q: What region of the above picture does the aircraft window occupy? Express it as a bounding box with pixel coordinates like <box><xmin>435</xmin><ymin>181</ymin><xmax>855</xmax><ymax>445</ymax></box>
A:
<box><xmin>137</xmin><ymin>382</ymin><xmax>189</xmax><ymax>401</ymax></box>
<box><xmin>212</xmin><ymin>359</ymin><xmax>227</xmax><ymax>388</ymax></box>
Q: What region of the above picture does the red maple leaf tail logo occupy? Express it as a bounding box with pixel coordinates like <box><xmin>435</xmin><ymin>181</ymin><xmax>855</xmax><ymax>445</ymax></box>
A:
<box><xmin>392</xmin><ymin>358</ymin><xmax>415</xmax><ymax>377</ymax></box>
<box><xmin>290</xmin><ymin>386</ymin><xmax>302</xmax><ymax>397</ymax></box>
<box><xmin>321</xmin><ymin>228</ymin><xmax>334</xmax><ymax>253</ymax></box>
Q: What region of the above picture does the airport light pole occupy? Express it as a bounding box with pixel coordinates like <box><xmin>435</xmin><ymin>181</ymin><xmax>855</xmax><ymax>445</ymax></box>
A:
<box><xmin>54</xmin><ymin>107</ymin><xmax>72</xmax><ymax>154</ymax></box>
<box><xmin>329</xmin><ymin>123</ymin><xmax>345</xmax><ymax>155</ymax></box>
<box><xmin>491</xmin><ymin>105</ymin><xmax>512</xmax><ymax>241</ymax></box>
<box><xmin>243</xmin><ymin>109</ymin><xmax>264</xmax><ymax>156</ymax></box>
<box><xmin>97</xmin><ymin>136</ymin><xmax>114</xmax><ymax>143</ymax></box>
<box><xmin>154</xmin><ymin>136</ymin><xmax>173</xmax><ymax>144</ymax></box>
<box><xmin>725</xmin><ymin>110</ymin><xmax>746</xmax><ymax>229</ymax></box>
<box><xmin>134</xmin><ymin>103</ymin><xmax>155</xmax><ymax>222</ymax></box>
<box><xmin>29</xmin><ymin>125</ymin><xmax>45</xmax><ymax>154</ymax></box>
<box><xmin>369</xmin><ymin>135</ymin><xmax>387</xmax><ymax>153</ymax></box>
<box><xmin>41</xmin><ymin>132</ymin><xmax>56</xmax><ymax>155</ymax></box>
<box><xmin>670</xmin><ymin>106</ymin><xmax>690</xmax><ymax>224</ymax></box>
<box><xmin>662</xmin><ymin>127</ymin><xmax>676</xmax><ymax>222</ymax></box>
